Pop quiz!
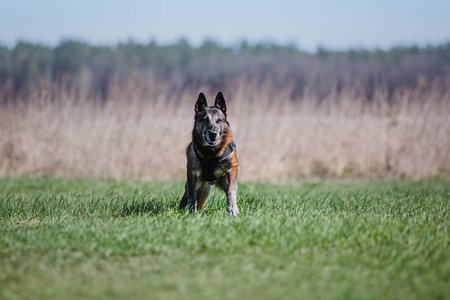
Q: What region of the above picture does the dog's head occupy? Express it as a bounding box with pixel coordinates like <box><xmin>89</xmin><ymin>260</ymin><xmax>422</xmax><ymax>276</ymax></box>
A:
<box><xmin>193</xmin><ymin>92</ymin><xmax>228</xmax><ymax>148</ymax></box>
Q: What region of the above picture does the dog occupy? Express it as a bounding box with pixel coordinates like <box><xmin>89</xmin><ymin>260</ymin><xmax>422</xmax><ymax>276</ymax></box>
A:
<box><xmin>179</xmin><ymin>92</ymin><xmax>239</xmax><ymax>215</ymax></box>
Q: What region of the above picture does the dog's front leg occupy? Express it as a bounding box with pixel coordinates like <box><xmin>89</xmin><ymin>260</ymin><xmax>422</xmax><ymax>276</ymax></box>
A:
<box><xmin>225</xmin><ymin>167</ymin><xmax>239</xmax><ymax>216</ymax></box>
<box><xmin>187</xmin><ymin>170</ymin><xmax>198</xmax><ymax>213</ymax></box>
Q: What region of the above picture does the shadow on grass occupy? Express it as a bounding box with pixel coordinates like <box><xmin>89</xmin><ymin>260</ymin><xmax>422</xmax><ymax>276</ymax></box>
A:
<box><xmin>120</xmin><ymin>198</ymin><xmax>170</xmax><ymax>217</ymax></box>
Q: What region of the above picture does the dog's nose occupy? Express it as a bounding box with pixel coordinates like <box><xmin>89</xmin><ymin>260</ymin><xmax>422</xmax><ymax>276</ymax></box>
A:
<box><xmin>209</xmin><ymin>131</ymin><xmax>218</xmax><ymax>139</ymax></box>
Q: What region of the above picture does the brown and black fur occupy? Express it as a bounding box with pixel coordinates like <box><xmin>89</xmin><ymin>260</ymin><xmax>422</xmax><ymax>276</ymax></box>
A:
<box><xmin>179</xmin><ymin>92</ymin><xmax>239</xmax><ymax>215</ymax></box>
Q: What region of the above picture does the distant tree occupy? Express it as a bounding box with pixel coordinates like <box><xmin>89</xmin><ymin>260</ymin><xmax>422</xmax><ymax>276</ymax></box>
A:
<box><xmin>199</xmin><ymin>38</ymin><xmax>229</xmax><ymax>60</ymax></box>
<box><xmin>0</xmin><ymin>45</ymin><xmax>11</xmax><ymax>83</ymax></box>
<box><xmin>436</xmin><ymin>43</ymin><xmax>450</xmax><ymax>64</ymax></box>
<box><xmin>1</xmin><ymin>38</ymin><xmax>450</xmax><ymax>104</ymax></box>
<box><xmin>176</xmin><ymin>37</ymin><xmax>193</xmax><ymax>67</ymax></box>
<box><xmin>316</xmin><ymin>46</ymin><xmax>329</xmax><ymax>60</ymax></box>
<box><xmin>117</xmin><ymin>40</ymin><xmax>147</xmax><ymax>70</ymax></box>
<box><xmin>90</xmin><ymin>46</ymin><xmax>117</xmax><ymax>70</ymax></box>
<box><xmin>239</xmin><ymin>39</ymin><xmax>250</xmax><ymax>53</ymax></box>
<box><xmin>12</xmin><ymin>42</ymin><xmax>52</xmax><ymax>94</ymax></box>
<box><xmin>53</xmin><ymin>40</ymin><xmax>89</xmax><ymax>78</ymax></box>
<box><xmin>89</xmin><ymin>46</ymin><xmax>118</xmax><ymax>101</ymax></box>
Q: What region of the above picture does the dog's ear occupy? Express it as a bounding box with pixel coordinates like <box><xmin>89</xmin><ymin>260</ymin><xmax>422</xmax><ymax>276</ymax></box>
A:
<box><xmin>214</xmin><ymin>92</ymin><xmax>227</xmax><ymax>117</ymax></box>
<box><xmin>195</xmin><ymin>93</ymin><xmax>207</xmax><ymax>113</ymax></box>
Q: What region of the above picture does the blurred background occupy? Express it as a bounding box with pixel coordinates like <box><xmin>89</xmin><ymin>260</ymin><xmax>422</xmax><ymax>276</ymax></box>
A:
<box><xmin>0</xmin><ymin>0</ymin><xmax>449</xmax><ymax>182</ymax></box>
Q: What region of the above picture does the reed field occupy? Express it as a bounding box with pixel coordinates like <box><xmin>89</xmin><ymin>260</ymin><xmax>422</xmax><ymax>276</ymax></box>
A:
<box><xmin>1</xmin><ymin>79</ymin><xmax>449</xmax><ymax>182</ymax></box>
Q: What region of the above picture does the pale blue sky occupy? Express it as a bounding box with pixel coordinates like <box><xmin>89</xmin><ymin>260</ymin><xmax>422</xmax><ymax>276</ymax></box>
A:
<box><xmin>1</xmin><ymin>0</ymin><xmax>449</xmax><ymax>51</ymax></box>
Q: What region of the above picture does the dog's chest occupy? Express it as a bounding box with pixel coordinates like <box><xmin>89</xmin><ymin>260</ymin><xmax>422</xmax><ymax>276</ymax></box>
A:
<box><xmin>192</xmin><ymin>159</ymin><xmax>227</xmax><ymax>183</ymax></box>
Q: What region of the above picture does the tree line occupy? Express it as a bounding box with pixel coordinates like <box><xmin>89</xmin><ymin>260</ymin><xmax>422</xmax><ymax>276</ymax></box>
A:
<box><xmin>0</xmin><ymin>39</ymin><xmax>449</xmax><ymax>103</ymax></box>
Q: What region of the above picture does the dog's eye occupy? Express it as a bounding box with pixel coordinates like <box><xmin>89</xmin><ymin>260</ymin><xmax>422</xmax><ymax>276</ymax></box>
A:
<box><xmin>216</xmin><ymin>118</ymin><xmax>223</xmax><ymax>124</ymax></box>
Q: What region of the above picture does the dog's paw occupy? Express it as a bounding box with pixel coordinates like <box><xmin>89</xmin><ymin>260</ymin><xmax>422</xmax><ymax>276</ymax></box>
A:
<box><xmin>228</xmin><ymin>206</ymin><xmax>239</xmax><ymax>216</ymax></box>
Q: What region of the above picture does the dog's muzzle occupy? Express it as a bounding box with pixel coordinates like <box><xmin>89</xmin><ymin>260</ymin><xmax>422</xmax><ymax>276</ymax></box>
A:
<box><xmin>206</xmin><ymin>131</ymin><xmax>219</xmax><ymax>145</ymax></box>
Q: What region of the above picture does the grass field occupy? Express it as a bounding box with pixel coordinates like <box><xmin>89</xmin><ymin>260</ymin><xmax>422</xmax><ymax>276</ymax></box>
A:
<box><xmin>0</xmin><ymin>177</ymin><xmax>449</xmax><ymax>299</ymax></box>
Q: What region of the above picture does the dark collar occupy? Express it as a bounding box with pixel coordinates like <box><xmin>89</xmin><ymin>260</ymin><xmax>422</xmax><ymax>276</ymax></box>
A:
<box><xmin>193</xmin><ymin>140</ymin><xmax>236</xmax><ymax>163</ymax></box>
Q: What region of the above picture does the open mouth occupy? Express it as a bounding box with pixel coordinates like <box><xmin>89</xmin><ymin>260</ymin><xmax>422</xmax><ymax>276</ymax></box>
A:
<box><xmin>206</xmin><ymin>138</ymin><xmax>217</xmax><ymax>145</ymax></box>
<box><xmin>205</xmin><ymin>134</ymin><xmax>219</xmax><ymax>146</ymax></box>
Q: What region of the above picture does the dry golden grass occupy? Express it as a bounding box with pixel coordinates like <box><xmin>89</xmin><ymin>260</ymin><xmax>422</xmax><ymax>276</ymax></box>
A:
<box><xmin>1</xmin><ymin>80</ymin><xmax>449</xmax><ymax>182</ymax></box>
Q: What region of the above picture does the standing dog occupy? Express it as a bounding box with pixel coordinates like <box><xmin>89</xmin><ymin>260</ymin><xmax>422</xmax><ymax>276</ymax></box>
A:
<box><xmin>179</xmin><ymin>92</ymin><xmax>239</xmax><ymax>215</ymax></box>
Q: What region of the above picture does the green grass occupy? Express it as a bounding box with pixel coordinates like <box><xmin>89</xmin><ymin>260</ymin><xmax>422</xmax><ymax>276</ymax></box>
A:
<box><xmin>0</xmin><ymin>177</ymin><xmax>449</xmax><ymax>300</ymax></box>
